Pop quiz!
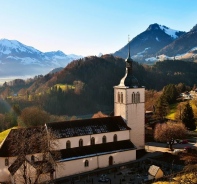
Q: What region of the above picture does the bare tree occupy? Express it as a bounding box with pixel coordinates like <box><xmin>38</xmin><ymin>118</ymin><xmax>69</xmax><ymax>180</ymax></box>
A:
<box><xmin>7</xmin><ymin>126</ymin><xmax>60</xmax><ymax>184</ymax></box>
<box><xmin>154</xmin><ymin>122</ymin><xmax>186</xmax><ymax>150</ymax></box>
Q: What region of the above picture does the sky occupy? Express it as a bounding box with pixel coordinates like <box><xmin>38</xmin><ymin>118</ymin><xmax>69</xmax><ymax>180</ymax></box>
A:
<box><xmin>0</xmin><ymin>0</ymin><xmax>197</xmax><ymax>56</ymax></box>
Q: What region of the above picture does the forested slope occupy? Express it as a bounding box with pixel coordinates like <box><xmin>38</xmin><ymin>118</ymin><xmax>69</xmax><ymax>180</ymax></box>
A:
<box><xmin>1</xmin><ymin>55</ymin><xmax>197</xmax><ymax>116</ymax></box>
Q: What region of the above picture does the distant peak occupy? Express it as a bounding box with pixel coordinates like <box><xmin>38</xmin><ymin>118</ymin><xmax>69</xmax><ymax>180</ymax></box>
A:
<box><xmin>146</xmin><ymin>23</ymin><xmax>183</xmax><ymax>39</ymax></box>
<box><xmin>0</xmin><ymin>38</ymin><xmax>19</xmax><ymax>45</ymax></box>
<box><xmin>146</xmin><ymin>23</ymin><xmax>160</xmax><ymax>31</ymax></box>
<box><xmin>190</xmin><ymin>24</ymin><xmax>197</xmax><ymax>32</ymax></box>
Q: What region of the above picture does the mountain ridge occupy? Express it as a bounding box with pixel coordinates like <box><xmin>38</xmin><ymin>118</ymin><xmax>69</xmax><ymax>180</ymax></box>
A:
<box><xmin>157</xmin><ymin>24</ymin><xmax>197</xmax><ymax>57</ymax></box>
<box><xmin>114</xmin><ymin>23</ymin><xmax>186</xmax><ymax>61</ymax></box>
<box><xmin>0</xmin><ymin>39</ymin><xmax>82</xmax><ymax>78</ymax></box>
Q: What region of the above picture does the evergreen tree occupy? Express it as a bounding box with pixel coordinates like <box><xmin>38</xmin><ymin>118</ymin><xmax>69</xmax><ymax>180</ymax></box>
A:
<box><xmin>163</xmin><ymin>84</ymin><xmax>178</xmax><ymax>104</ymax></box>
<box><xmin>182</xmin><ymin>103</ymin><xmax>196</xmax><ymax>130</ymax></box>
<box><xmin>155</xmin><ymin>95</ymin><xmax>169</xmax><ymax>119</ymax></box>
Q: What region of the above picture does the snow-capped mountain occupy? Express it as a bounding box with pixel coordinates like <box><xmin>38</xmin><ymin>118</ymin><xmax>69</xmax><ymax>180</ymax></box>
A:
<box><xmin>145</xmin><ymin>24</ymin><xmax>197</xmax><ymax>63</ymax></box>
<box><xmin>157</xmin><ymin>24</ymin><xmax>197</xmax><ymax>57</ymax></box>
<box><xmin>0</xmin><ymin>39</ymin><xmax>82</xmax><ymax>77</ymax></box>
<box><xmin>114</xmin><ymin>23</ymin><xmax>185</xmax><ymax>62</ymax></box>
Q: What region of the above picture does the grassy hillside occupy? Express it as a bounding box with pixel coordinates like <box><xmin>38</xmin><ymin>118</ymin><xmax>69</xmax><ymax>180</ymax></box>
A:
<box><xmin>166</xmin><ymin>100</ymin><xmax>197</xmax><ymax>121</ymax></box>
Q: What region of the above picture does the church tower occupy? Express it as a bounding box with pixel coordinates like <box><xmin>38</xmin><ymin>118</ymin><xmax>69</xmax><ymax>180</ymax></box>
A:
<box><xmin>114</xmin><ymin>39</ymin><xmax>145</xmax><ymax>149</ymax></box>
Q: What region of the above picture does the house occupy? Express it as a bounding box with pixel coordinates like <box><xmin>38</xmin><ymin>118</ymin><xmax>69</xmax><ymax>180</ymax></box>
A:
<box><xmin>0</xmin><ymin>41</ymin><xmax>145</xmax><ymax>183</ymax></box>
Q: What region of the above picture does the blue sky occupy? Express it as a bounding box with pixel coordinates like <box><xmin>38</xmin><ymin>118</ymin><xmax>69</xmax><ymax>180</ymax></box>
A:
<box><xmin>0</xmin><ymin>0</ymin><xmax>197</xmax><ymax>56</ymax></box>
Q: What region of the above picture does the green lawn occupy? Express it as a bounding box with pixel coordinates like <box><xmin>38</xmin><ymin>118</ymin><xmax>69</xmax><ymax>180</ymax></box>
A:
<box><xmin>0</xmin><ymin>127</ymin><xmax>17</xmax><ymax>143</ymax></box>
<box><xmin>166</xmin><ymin>103</ymin><xmax>178</xmax><ymax>120</ymax></box>
<box><xmin>54</xmin><ymin>84</ymin><xmax>75</xmax><ymax>91</ymax></box>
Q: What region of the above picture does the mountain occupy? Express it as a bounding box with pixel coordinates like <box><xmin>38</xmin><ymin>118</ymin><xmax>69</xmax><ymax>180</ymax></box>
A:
<box><xmin>157</xmin><ymin>24</ymin><xmax>197</xmax><ymax>57</ymax></box>
<box><xmin>114</xmin><ymin>23</ymin><xmax>185</xmax><ymax>62</ymax></box>
<box><xmin>0</xmin><ymin>39</ymin><xmax>82</xmax><ymax>78</ymax></box>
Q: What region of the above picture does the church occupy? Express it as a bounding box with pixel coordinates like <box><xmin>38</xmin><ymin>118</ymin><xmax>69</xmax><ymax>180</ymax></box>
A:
<box><xmin>0</xmin><ymin>43</ymin><xmax>145</xmax><ymax>183</ymax></box>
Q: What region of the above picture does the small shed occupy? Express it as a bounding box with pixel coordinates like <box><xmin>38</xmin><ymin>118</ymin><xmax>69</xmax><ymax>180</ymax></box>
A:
<box><xmin>148</xmin><ymin>165</ymin><xmax>163</xmax><ymax>179</ymax></box>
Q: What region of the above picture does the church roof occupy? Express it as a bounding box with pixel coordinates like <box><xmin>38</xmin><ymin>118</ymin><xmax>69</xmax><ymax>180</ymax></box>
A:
<box><xmin>56</xmin><ymin>140</ymin><xmax>135</xmax><ymax>161</ymax></box>
<box><xmin>46</xmin><ymin>116</ymin><xmax>130</xmax><ymax>138</ymax></box>
<box><xmin>0</xmin><ymin>127</ymin><xmax>47</xmax><ymax>157</ymax></box>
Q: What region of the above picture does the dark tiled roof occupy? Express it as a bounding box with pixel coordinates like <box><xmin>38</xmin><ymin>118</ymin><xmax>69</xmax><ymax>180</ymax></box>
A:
<box><xmin>56</xmin><ymin>140</ymin><xmax>135</xmax><ymax>161</ymax></box>
<box><xmin>0</xmin><ymin>127</ymin><xmax>47</xmax><ymax>157</ymax></box>
<box><xmin>46</xmin><ymin>116</ymin><xmax>130</xmax><ymax>138</ymax></box>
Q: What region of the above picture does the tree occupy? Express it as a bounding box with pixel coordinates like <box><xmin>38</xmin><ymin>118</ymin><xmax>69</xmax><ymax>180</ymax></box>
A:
<box><xmin>12</xmin><ymin>104</ymin><xmax>21</xmax><ymax>116</ymax></box>
<box><xmin>190</xmin><ymin>99</ymin><xmax>197</xmax><ymax>119</ymax></box>
<box><xmin>7</xmin><ymin>127</ymin><xmax>60</xmax><ymax>184</ymax></box>
<box><xmin>163</xmin><ymin>84</ymin><xmax>178</xmax><ymax>104</ymax></box>
<box><xmin>154</xmin><ymin>95</ymin><xmax>169</xmax><ymax>119</ymax></box>
<box><xmin>176</xmin><ymin>83</ymin><xmax>187</xmax><ymax>94</ymax></box>
<box><xmin>18</xmin><ymin>106</ymin><xmax>50</xmax><ymax>127</ymax></box>
<box><xmin>0</xmin><ymin>113</ymin><xmax>5</xmax><ymax>131</ymax></box>
<box><xmin>4</xmin><ymin>112</ymin><xmax>18</xmax><ymax>129</ymax></box>
<box><xmin>181</xmin><ymin>103</ymin><xmax>196</xmax><ymax>131</ymax></box>
<box><xmin>154</xmin><ymin>122</ymin><xmax>186</xmax><ymax>150</ymax></box>
<box><xmin>145</xmin><ymin>90</ymin><xmax>161</xmax><ymax>111</ymax></box>
<box><xmin>174</xmin><ymin>102</ymin><xmax>186</xmax><ymax>121</ymax></box>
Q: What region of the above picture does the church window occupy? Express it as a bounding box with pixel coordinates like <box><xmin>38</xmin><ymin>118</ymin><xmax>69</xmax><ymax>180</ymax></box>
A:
<box><xmin>79</xmin><ymin>139</ymin><xmax>83</xmax><ymax>147</ymax></box>
<box><xmin>66</xmin><ymin>140</ymin><xmax>71</xmax><ymax>149</ymax></box>
<box><xmin>113</xmin><ymin>134</ymin><xmax>117</xmax><ymax>142</ymax></box>
<box><xmin>102</xmin><ymin>135</ymin><xmax>107</xmax><ymax>143</ymax></box>
<box><xmin>121</xmin><ymin>92</ymin><xmax>123</xmax><ymax>103</ymax></box>
<box><xmin>137</xmin><ymin>92</ymin><xmax>140</xmax><ymax>103</ymax></box>
<box><xmin>5</xmin><ymin>158</ymin><xmax>9</xmax><ymax>166</ymax></box>
<box><xmin>132</xmin><ymin>92</ymin><xmax>135</xmax><ymax>103</ymax></box>
<box><xmin>118</xmin><ymin>92</ymin><xmax>120</xmax><ymax>102</ymax></box>
<box><xmin>91</xmin><ymin>137</ymin><xmax>95</xmax><ymax>145</ymax></box>
<box><xmin>84</xmin><ymin>160</ymin><xmax>89</xmax><ymax>167</ymax></box>
<box><xmin>31</xmin><ymin>155</ymin><xmax>35</xmax><ymax>163</ymax></box>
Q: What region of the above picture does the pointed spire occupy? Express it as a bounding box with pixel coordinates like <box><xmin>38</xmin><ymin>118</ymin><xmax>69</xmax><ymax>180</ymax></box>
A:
<box><xmin>118</xmin><ymin>36</ymin><xmax>139</xmax><ymax>88</ymax></box>
<box><xmin>126</xmin><ymin>35</ymin><xmax>132</xmax><ymax>62</ymax></box>
<box><xmin>128</xmin><ymin>35</ymin><xmax>131</xmax><ymax>59</ymax></box>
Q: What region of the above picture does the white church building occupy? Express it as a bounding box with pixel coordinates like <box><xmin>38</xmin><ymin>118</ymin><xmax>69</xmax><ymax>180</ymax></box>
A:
<box><xmin>0</xmin><ymin>43</ymin><xmax>145</xmax><ymax>183</ymax></box>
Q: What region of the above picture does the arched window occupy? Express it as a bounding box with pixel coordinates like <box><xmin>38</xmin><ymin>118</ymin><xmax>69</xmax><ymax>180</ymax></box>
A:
<box><xmin>84</xmin><ymin>160</ymin><xmax>89</xmax><ymax>167</ymax></box>
<box><xmin>91</xmin><ymin>137</ymin><xmax>95</xmax><ymax>145</ymax></box>
<box><xmin>118</xmin><ymin>92</ymin><xmax>120</xmax><ymax>103</ymax></box>
<box><xmin>113</xmin><ymin>134</ymin><xmax>117</xmax><ymax>142</ymax></box>
<box><xmin>102</xmin><ymin>135</ymin><xmax>107</xmax><ymax>143</ymax></box>
<box><xmin>66</xmin><ymin>140</ymin><xmax>71</xmax><ymax>149</ymax></box>
<box><xmin>79</xmin><ymin>139</ymin><xmax>83</xmax><ymax>147</ymax></box>
<box><xmin>121</xmin><ymin>92</ymin><xmax>123</xmax><ymax>103</ymax></box>
<box><xmin>136</xmin><ymin>92</ymin><xmax>140</xmax><ymax>103</ymax></box>
<box><xmin>109</xmin><ymin>156</ymin><xmax>113</xmax><ymax>166</ymax></box>
<box><xmin>31</xmin><ymin>155</ymin><xmax>35</xmax><ymax>163</ymax></box>
<box><xmin>132</xmin><ymin>92</ymin><xmax>135</xmax><ymax>103</ymax></box>
<box><xmin>5</xmin><ymin>158</ymin><xmax>9</xmax><ymax>166</ymax></box>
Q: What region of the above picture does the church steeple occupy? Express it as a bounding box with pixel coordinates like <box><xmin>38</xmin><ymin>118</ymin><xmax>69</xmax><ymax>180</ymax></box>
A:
<box><xmin>119</xmin><ymin>37</ymin><xmax>138</xmax><ymax>88</ymax></box>
<box><xmin>126</xmin><ymin>35</ymin><xmax>132</xmax><ymax>62</ymax></box>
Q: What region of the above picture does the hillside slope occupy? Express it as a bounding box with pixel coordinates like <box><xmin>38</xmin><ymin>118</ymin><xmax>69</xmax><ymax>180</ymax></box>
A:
<box><xmin>2</xmin><ymin>56</ymin><xmax>197</xmax><ymax>116</ymax></box>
